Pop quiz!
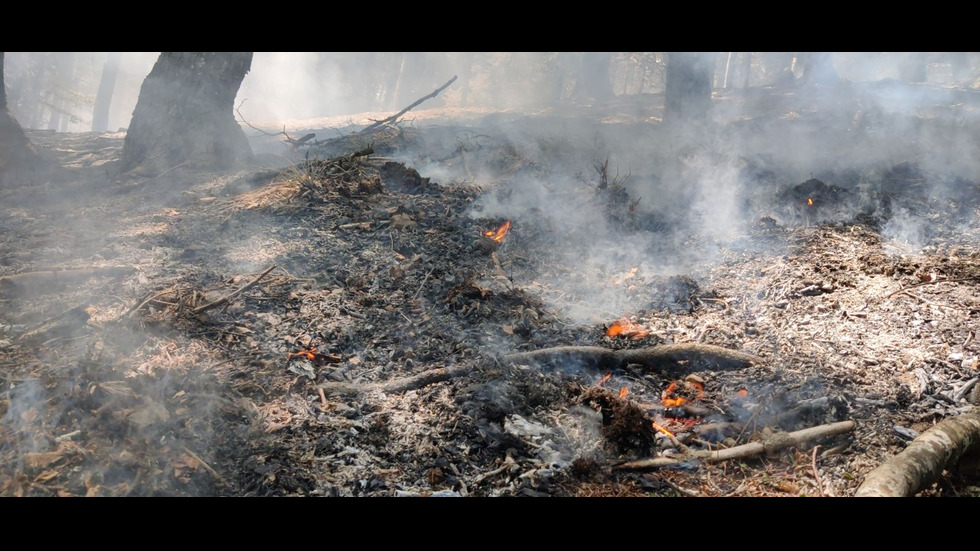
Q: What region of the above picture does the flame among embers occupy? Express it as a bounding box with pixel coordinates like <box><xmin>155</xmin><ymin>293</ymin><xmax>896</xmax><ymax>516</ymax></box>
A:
<box><xmin>807</xmin><ymin>197</ymin><xmax>814</xmax><ymax>206</ymax></box>
<box><xmin>606</xmin><ymin>317</ymin><xmax>650</xmax><ymax>339</ymax></box>
<box><xmin>484</xmin><ymin>220</ymin><xmax>511</xmax><ymax>243</ymax></box>
<box><xmin>661</xmin><ymin>380</ymin><xmax>705</xmax><ymax>408</ymax></box>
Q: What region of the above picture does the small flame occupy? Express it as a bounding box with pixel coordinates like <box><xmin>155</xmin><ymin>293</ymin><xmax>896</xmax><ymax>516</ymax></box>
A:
<box><xmin>737</xmin><ymin>388</ymin><xmax>748</xmax><ymax>397</ymax></box>
<box><xmin>606</xmin><ymin>317</ymin><xmax>651</xmax><ymax>339</ymax></box>
<box><xmin>652</xmin><ymin>421</ymin><xmax>675</xmax><ymax>438</ymax></box>
<box><xmin>807</xmin><ymin>198</ymin><xmax>814</xmax><ymax>206</ymax></box>
<box><xmin>289</xmin><ymin>347</ymin><xmax>319</xmax><ymax>360</ymax></box>
<box><xmin>596</xmin><ymin>372</ymin><xmax>612</xmax><ymax>387</ymax></box>
<box><xmin>484</xmin><ymin>220</ymin><xmax>511</xmax><ymax>243</ymax></box>
<box><xmin>619</xmin><ymin>386</ymin><xmax>629</xmax><ymax>399</ymax></box>
<box><xmin>661</xmin><ymin>380</ymin><xmax>704</xmax><ymax>408</ymax></box>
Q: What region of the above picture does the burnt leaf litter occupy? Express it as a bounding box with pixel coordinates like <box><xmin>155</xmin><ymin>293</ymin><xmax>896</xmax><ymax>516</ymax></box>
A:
<box><xmin>3</xmin><ymin>87</ymin><xmax>980</xmax><ymax>497</ymax></box>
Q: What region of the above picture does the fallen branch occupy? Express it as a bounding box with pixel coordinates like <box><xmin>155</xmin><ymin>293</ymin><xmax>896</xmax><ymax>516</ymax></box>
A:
<box><xmin>319</xmin><ymin>364</ymin><xmax>474</xmax><ymax>396</ymax></box>
<box><xmin>359</xmin><ymin>75</ymin><xmax>458</xmax><ymax>135</ymax></box>
<box><xmin>855</xmin><ymin>412</ymin><xmax>980</xmax><ymax>497</ymax></box>
<box><xmin>504</xmin><ymin>343</ymin><xmax>762</xmax><ymax>374</ymax></box>
<box><xmin>192</xmin><ymin>265</ymin><xmax>277</xmax><ymax>314</ymax></box>
<box><xmin>614</xmin><ymin>420</ymin><xmax>856</xmax><ymax>470</ymax></box>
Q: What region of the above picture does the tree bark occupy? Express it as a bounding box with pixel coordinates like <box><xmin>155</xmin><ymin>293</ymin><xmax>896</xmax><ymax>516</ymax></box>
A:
<box><xmin>92</xmin><ymin>52</ymin><xmax>122</xmax><ymax>132</ymax></box>
<box><xmin>121</xmin><ymin>52</ymin><xmax>253</xmax><ymax>176</ymax></box>
<box><xmin>663</xmin><ymin>52</ymin><xmax>714</xmax><ymax>125</ymax></box>
<box><xmin>797</xmin><ymin>52</ymin><xmax>840</xmax><ymax>86</ymax></box>
<box><xmin>0</xmin><ymin>52</ymin><xmax>38</xmax><ymax>186</ymax></box>
<box><xmin>573</xmin><ymin>52</ymin><xmax>614</xmax><ymax>102</ymax></box>
<box><xmin>855</xmin><ymin>413</ymin><xmax>980</xmax><ymax>497</ymax></box>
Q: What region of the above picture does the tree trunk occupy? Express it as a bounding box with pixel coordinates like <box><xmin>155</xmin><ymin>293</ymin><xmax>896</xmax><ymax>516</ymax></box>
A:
<box><xmin>897</xmin><ymin>52</ymin><xmax>929</xmax><ymax>83</ymax></box>
<box><xmin>797</xmin><ymin>52</ymin><xmax>840</xmax><ymax>86</ymax></box>
<box><xmin>121</xmin><ymin>52</ymin><xmax>253</xmax><ymax>176</ymax></box>
<box><xmin>92</xmin><ymin>52</ymin><xmax>122</xmax><ymax>132</ymax></box>
<box><xmin>738</xmin><ymin>52</ymin><xmax>752</xmax><ymax>88</ymax></box>
<box><xmin>0</xmin><ymin>52</ymin><xmax>39</xmax><ymax>187</ymax></box>
<box><xmin>663</xmin><ymin>52</ymin><xmax>714</xmax><ymax>125</ymax></box>
<box><xmin>573</xmin><ymin>52</ymin><xmax>614</xmax><ymax>102</ymax></box>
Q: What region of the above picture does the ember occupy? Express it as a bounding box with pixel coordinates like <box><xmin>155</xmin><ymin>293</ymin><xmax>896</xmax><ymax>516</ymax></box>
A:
<box><xmin>288</xmin><ymin>347</ymin><xmax>341</xmax><ymax>364</ymax></box>
<box><xmin>807</xmin><ymin>197</ymin><xmax>814</xmax><ymax>206</ymax></box>
<box><xmin>606</xmin><ymin>317</ymin><xmax>650</xmax><ymax>339</ymax></box>
<box><xmin>596</xmin><ymin>372</ymin><xmax>612</xmax><ymax>387</ymax></box>
<box><xmin>484</xmin><ymin>220</ymin><xmax>511</xmax><ymax>243</ymax></box>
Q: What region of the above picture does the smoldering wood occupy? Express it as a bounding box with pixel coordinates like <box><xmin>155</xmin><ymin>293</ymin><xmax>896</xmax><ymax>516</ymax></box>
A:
<box><xmin>855</xmin><ymin>412</ymin><xmax>980</xmax><ymax>497</ymax></box>
<box><xmin>503</xmin><ymin>343</ymin><xmax>762</xmax><ymax>374</ymax></box>
<box><xmin>358</xmin><ymin>75</ymin><xmax>458</xmax><ymax>136</ymax></box>
<box><xmin>614</xmin><ymin>420</ymin><xmax>856</xmax><ymax>470</ymax></box>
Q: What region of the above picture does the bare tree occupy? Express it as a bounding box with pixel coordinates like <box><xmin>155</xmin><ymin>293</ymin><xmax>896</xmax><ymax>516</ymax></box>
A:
<box><xmin>663</xmin><ymin>52</ymin><xmax>714</xmax><ymax>125</ymax></box>
<box><xmin>0</xmin><ymin>52</ymin><xmax>38</xmax><ymax>186</ymax></box>
<box><xmin>92</xmin><ymin>52</ymin><xmax>122</xmax><ymax>132</ymax></box>
<box><xmin>121</xmin><ymin>52</ymin><xmax>253</xmax><ymax>175</ymax></box>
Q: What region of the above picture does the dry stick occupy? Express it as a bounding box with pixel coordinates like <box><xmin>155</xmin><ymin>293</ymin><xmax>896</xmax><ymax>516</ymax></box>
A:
<box><xmin>899</xmin><ymin>289</ymin><xmax>961</xmax><ymax>311</ymax></box>
<box><xmin>181</xmin><ymin>446</ymin><xmax>225</xmax><ymax>486</ymax></box>
<box><xmin>811</xmin><ymin>445</ymin><xmax>825</xmax><ymax>497</ymax></box>
<box><xmin>126</xmin><ymin>285</ymin><xmax>177</xmax><ymax>318</ymax></box>
<box><xmin>359</xmin><ymin>75</ymin><xmax>458</xmax><ymax>135</ymax></box>
<box><xmin>192</xmin><ymin>265</ymin><xmax>277</xmax><ymax>314</ymax></box>
<box><xmin>504</xmin><ymin>343</ymin><xmax>763</xmax><ymax>374</ymax></box>
<box><xmin>614</xmin><ymin>420</ymin><xmax>856</xmax><ymax>471</ymax></box>
<box><xmin>413</xmin><ymin>267</ymin><xmax>435</xmax><ymax>300</ymax></box>
<box><xmin>320</xmin><ymin>364</ymin><xmax>474</xmax><ymax>396</ymax></box>
<box><xmin>855</xmin><ymin>412</ymin><xmax>980</xmax><ymax>497</ymax></box>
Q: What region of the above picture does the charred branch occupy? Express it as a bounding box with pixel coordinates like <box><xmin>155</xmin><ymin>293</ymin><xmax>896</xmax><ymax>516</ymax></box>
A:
<box><xmin>504</xmin><ymin>343</ymin><xmax>762</xmax><ymax>374</ymax></box>
<box><xmin>358</xmin><ymin>75</ymin><xmax>457</xmax><ymax>136</ymax></box>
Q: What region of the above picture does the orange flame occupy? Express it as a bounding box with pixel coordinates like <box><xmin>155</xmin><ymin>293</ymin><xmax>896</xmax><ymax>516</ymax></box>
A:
<box><xmin>289</xmin><ymin>347</ymin><xmax>319</xmax><ymax>360</ymax></box>
<box><xmin>619</xmin><ymin>386</ymin><xmax>629</xmax><ymax>399</ymax></box>
<box><xmin>484</xmin><ymin>220</ymin><xmax>511</xmax><ymax>243</ymax></box>
<box><xmin>661</xmin><ymin>380</ymin><xmax>704</xmax><ymax>408</ymax></box>
<box><xmin>652</xmin><ymin>421</ymin><xmax>675</xmax><ymax>438</ymax></box>
<box><xmin>807</xmin><ymin>198</ymin><xmax>814</xmax><ymax>206</ymax></box>
<box><xmin>736</xmin><ymin>388</ymin><xmax>749</xmax><ymax>397</ymax></box>
<box><xmin>606</xmin><ymin>317</ymin><xmax>651</xmax><ymax>339</ymax></box>
<box><xmin>596</xmin><ymin>372</ymin><xmax>612</xmax><ymax>387</ymax></box>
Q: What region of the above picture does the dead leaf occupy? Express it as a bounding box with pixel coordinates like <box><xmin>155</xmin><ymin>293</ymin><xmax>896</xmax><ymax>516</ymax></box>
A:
<box><xmin>23</xmin><ymin>451</ymin><xmax>64</xmax><ymax>469</ymax></box>
<box><xmin>502</xmin><ymin>325</ymin><xmax>514</xmax><ymax>335</ymax></box>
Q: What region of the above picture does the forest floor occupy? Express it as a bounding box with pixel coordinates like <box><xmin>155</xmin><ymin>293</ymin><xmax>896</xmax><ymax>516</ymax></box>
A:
<box><xmin>2</xmin><ymin>81</ymin><xmax>980</xmax><ymax>497</ymax></box>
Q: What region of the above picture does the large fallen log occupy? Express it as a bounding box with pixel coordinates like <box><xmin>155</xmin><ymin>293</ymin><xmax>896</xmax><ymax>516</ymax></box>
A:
<box><xmin>855</xmin><ymin>412</ymin><xmax>980</xmax><ymax>497</ymax></box>
<box><xmin>503</xmin><ymin>343</ymin><xmax>762</xmax><ymax>374</ymax></box>
<box><xmin>614</xmin><ymin>420</ymin><xmax>856</xmax><ymax>470</ymax></box>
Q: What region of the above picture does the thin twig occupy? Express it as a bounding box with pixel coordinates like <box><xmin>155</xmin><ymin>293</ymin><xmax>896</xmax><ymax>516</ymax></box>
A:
<box><xmin>193</xmin><ymin>265</ymin><xmax>277</xmax><ymax>314</ymax></box>
<box><xmin>413</xmin><ymin>267</ymin><xmax>435</xmax><ymax>300</ymax></box>
<box><xmin>359</xmin><ymin>75</ymin><xmax>458</xmax><ymax>135</ymax></box>
<box><xmin>181</xmin><ymin>446</ymin><xmax>225</xmax><ymax>486</ymax></box>
<box><xmin>811</xmin><ymin>445</ymin><xmax>824</xmax><ymax>497</ymax></box>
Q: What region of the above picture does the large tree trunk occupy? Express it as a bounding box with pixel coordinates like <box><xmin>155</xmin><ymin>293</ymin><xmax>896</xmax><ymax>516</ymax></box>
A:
<box><xmin>0</xmin><ymin>52</ymin><xmax>39</xmax><ymax>187</ymax></box>
<box><xmin>797</xmin><ymin>52</ymin><xmax>840</xmax><ymax>86</ymax></box>
<box><xmin>573</xmin><ymin>52</ymin><xmax>614</xmax><ymax>102</ymax></box>
<box><xmin>121</xmin><ymin>52</ymin><xmax>253</xmax><ymax>176</ymax></box>
<box><xmin>92</xmin><ymin>52</ymin><xmax>122</xmax><ymax>132</ymax></box>
<box><xmin>663</xmin><ymin>52</ymin><xmax>714</xmax><ymax>125</ymax></box>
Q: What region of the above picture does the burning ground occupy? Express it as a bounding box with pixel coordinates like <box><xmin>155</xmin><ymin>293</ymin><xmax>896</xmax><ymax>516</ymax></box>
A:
<box><xmin>2</xmin><ymin>84</ymin><xmax>980</xmax><ymax>497</ymax></box>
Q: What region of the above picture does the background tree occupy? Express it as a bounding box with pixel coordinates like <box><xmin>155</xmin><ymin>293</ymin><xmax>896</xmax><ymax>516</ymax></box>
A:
<box><xmin>663</xmin><ymin>52</ymin><xmax>714</xmax><ymax>125</ymax></box>
<box><xmin>121</xmin><ymin>52</ymin><xmax>253</xmax><ymax>175</ymax></box>
<box><xmin>0</xmin><ymin>52</ymin><xmax>38</xmax><ymax>186</ymax></box>
<box><xmin>92</xmin><ymin>52</ymin><xmax>122</xmax><ymax>132</ymax></box>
